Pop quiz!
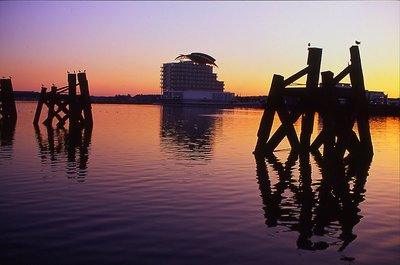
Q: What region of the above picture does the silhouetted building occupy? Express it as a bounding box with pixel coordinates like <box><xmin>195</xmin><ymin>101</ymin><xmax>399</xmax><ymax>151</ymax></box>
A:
<box><xmin>387</xmin><ymin>98</ymin><xmax>400</xmax><ymax>106</ymax></box>
<box><xmin>161</xmin><ymin>53</ymin><xmax>234</xmax><ymax>103</ymax></box>
<box><xmin>365</xmin><ymin>90</ymin><xmax>387</xmax><ymax>105</ymax></box>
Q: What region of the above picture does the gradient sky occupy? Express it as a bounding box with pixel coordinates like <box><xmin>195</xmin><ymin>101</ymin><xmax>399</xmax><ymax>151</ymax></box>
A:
<box><xmin>0</xmin><ymin>1</ymin><xmax>399</xmax><ymax>97</ymax></box>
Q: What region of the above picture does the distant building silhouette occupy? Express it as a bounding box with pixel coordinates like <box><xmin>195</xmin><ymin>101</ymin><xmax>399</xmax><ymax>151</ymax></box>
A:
<box><xmin>161</xmin><ymin>53</ymin><xmax>234</xmax><ymax>103</ymax></box>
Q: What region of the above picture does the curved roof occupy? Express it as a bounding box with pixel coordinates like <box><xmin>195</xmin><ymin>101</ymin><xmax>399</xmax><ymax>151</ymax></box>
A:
<box><xmin>175</xmin><ymin>52</ymin><xmax>218</xmax><ymax>67</ymax></box>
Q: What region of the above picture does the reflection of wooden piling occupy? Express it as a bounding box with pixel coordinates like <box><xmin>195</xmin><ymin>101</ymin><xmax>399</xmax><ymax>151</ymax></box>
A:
<box><xmin>34</xmin><ymin>123</ymin><xmax>92</xmax><ymax>180</ymax></box>
<box><xmin>255</xmin><ymin>45</ymin><xmax>373</xmax><ymax>163</ymax></box>
<box><xmin>0</xmin><ymin>78</ymin><xmax>17</xmax><ymax>122</ymax></box>
<box><xmin>255</xmin><ymin>144</ymin><xmax>372</xmax><ymax>251</ymax></box>
<box><xmin>33</xmin><ymin>72</ymin><xmax>93</xmax><ymax>129</ymax></box>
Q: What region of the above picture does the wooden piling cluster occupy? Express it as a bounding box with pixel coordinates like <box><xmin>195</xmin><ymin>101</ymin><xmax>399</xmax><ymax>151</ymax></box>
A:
<box><xmin>0</xmin><ymin>78</ymin><xmax>17</xmax><ymax>123</ymax></box>
<box><xmin>254</xmin><ymin>45</ymin><xmax>373</xmax><ymax>161</ymax></box>
<box><xmin>33</xmin><ymin>72</ymin><xmax>93</xmax><ymax>128</ymax></box>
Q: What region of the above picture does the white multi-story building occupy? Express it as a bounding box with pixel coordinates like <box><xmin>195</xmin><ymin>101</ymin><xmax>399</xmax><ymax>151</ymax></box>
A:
<box><xmin>161</xmin><ymin>53</ymin><xmax>234</xmax><ymax>103</ymax></box>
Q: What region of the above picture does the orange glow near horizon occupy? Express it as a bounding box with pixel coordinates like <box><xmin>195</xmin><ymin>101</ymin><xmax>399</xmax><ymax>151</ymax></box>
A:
<box><xmin>1</xmin><ymin>2</ymin><xmax>399</xmax><ymax>98</ymax></box>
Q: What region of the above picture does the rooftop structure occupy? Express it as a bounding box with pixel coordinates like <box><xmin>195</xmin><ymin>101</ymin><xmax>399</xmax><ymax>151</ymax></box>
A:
<box><xmin>175</xmin><ymin>53</ymin><xmax>218</xmax><ymax>67</ymax></box>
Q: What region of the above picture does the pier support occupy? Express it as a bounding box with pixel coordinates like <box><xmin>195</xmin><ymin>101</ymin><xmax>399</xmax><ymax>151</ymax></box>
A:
<box><xmin>0</xmin><ymin>78</ymin><xmax>17</xmax><ymax>123</ymax></box>
<box><xmin>255</xmin><ymin>47</ymin><xmax>322</xmax><ymax>154</ymax></box>
<box><xmin>310</xmin><ymin>46</ymin><xmax>373</xmax><ymax>161</ymax></box>
<box><xmin>33</xmin><ymin>72</ymin><xmax>93</xmax><ymax>129</ymax></box>
<box><xmin>255</xmin><ymin>45</ymin><xmax>373</xmax><ymax>163</ymax></box>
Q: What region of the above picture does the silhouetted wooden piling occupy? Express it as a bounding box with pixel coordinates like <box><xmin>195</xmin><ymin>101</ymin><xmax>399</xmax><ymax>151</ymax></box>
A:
<box><xmin>299</xmin><ymin>48</ymin><xmax>322</xmax><ymax>151</ymax></box>
<box><xmin>255</xmin><ymin>45</ymin><xmax>373</xmax><ymax>163</ymax></box>
<box><xmin>315</xmin><ymin>71</ymin><xmax>336</xmax><ymax>160</ymax></box>
<box><xmin>255</xmin><ymin>74</ymin><xmax>285</xmax><ymax>153</ymax></box>
<box><xmin>349</xmin><ymin>46</ymin><xmax>373</xmax><ymax>158</ymax></box>
<box><xmin>68</xmin><ymin>73</ymin><xmax>79</xmax><ymax>128</ymax></box>
<box><xmin>43</xmin><ymin>85</ymin><xmax>57</xmax><ymax>126</ymax></box>
<box><xmin>311</xmin><ymin>45</ymin><xmax>373</xmax><ymax>160</ymax></box>
<box><xmin>33</xmin><ymin>86</ymin><xmax>47</xmax><ymax>124</ymax></box>
<box><xmin>254</xmin><ymin>47</ymin><xmax>322</xmax><ymax>154</ymax></box>
<box><xmin>0</xmin><ymin>78</ymin><xmax>17</xmax><ymax>122</ymax></box>
<box><xmin>77</xmin><ymin>72</ymin><xmax>93</xmax><ymax>127</ymax></box>
<box><xmin>33</xmin><ymin>72</ymin><xmax>93</xmax><ymax>129</ymax></box>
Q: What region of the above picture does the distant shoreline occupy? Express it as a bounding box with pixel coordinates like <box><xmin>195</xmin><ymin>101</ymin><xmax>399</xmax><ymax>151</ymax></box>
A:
<box><xmin>14</xmin><ymin>102</ymin><xmax>399</xmax><ymax>117</ymax></box>
<box><xmin>13</xmin><ymin>91</ymin><xmax>399</xmax><ymax>116</ymax></box>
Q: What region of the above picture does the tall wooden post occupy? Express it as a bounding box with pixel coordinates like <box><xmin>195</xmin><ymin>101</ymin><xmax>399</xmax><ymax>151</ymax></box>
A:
<box><xmin>320</xmin><ymin>71</ymin><xmax>336</xmax><ymax>162</ymax></box>
<box><xmin>255</xmin><ymin>74</ymin><xmax>284</xmax><ymax>154</ymax></box>
<box><xmin>77</xmin><ymin>72</ymin><xmax>93</xmax><ymax>127</ymax></box>
<box><xmin>43</xmin><ymin>85</ymin><xmax>57</xmax><ymax>126</ymax></box>
<box><xmin>33</xmin><ymin>86</ymin><xmax>47</xmax><ymax>124</ymax></box>
<box><xmin>299</xmin><ymin>48</ymin><xmax>322</xmax><ymax>151</ymax></box>
<box><xmin>68</xmin><ymin>73</ymin><xmax>79</xmax><ymax>128</ymax></box>
<box><xmin>0</xmin><ymin>78</ymin><xmax>17</xmax><ymax>122</ymax></box>
<box><xmin>349</xmin><ymin>45</ymin><xmax>373</xmax><ymax>159</ymax></box>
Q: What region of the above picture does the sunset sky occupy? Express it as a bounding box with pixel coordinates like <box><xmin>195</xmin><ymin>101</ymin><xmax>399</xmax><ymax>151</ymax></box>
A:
<box><xmin>0</xmin><ymin>1</ymin><xmax>399</xmax><ymax>97</ymax></box>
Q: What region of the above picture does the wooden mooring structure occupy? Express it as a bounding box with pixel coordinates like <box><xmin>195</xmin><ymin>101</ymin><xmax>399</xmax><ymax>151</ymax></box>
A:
<box><xmin>33</xmin><ymin>72</ymin><xmax>93</xmax><ymax>128</ymax></box>
<box><xmin>254</xmin><ymin>45</ymin><xmax>373</xmax><ymax>161</ymax></box>
<box><xmin>0</xmin><ymin>78</ymin><xmax>17</xmax><ymax>123</ymax></box>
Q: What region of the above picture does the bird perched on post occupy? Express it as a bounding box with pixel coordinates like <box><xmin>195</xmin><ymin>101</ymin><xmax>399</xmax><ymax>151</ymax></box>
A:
<box><xmin>355</xmin><ymin>40</ymin><xmax>361</xmax><ymax>45</ymax></box>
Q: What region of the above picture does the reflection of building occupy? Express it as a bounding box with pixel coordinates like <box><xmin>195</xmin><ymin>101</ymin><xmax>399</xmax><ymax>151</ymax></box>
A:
<box><xmin>34</xmin><ymin>125</ymin><xmax>92</xmax><ymax>181</ymax></box>
<box><xmin>161</xmin><ymin>53</ymin><xmax>234</xmax><ymax>103</ymax></box>
<box><xmin>160</xmin><ymin>106</ymin><xmax>222</xmax><ymax>161</ymax></box>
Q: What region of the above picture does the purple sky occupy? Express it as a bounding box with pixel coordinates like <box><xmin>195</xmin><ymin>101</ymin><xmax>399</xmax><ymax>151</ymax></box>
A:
<box><xmin>0</xmin><ymin>1</ymin><xmax>399</xmax><ymax>97</ymax></box>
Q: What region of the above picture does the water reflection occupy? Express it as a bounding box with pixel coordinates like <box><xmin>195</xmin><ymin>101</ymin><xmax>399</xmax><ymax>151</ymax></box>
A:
<box><xmin>0</xmin><ymin>120</ymin><xmax>16</xmax><ymax>159</ymax></box>
<box><xmin>160</xmin><ymin>106</ymin><xmax>222</xmax><ymax>161</ymax></box>
<box><xmin>34</xmin><ymin>124</ymin><xmax>92</xmax><ymax>181</ymax></box>
<box><xmin>255</xmin><ymin>150</ymin><xmax>371</xmax><ymax>252</ymax></box>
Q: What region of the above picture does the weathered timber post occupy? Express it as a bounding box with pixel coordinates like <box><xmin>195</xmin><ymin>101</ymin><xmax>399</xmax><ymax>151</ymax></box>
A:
<box><xmin>320</xmin><ymin>71</ymin><xmax>336</xmax><ymax>161</ymax></box>
<box><xmin>33</xmin><ymin>86</ymin><xmax>47</xmax><ymax>124</ymax></box>
<box><xmin>255</xmin><ymin>74</ymin><xmax>285</xmax><ymax>153</ymax></box>
<box><xmin>0</xmin><ymin>78</ymin><xmax>17</xmax><ymax>122</ymax></box>
<box><xmin>43</xmin><ymin>85</ymin><xmax>57</xmax><ymax>126</ymax></box>
<box><xmin>77</xmin><ymin>72</ymin><xmax>93</xmax><ymax>127</ymax></box>
<box><xmin>349</xmin><ymin>45</ymin><xmax>373</xmax><ymax>158</ymax></box>
<box><xmin>68</xmin><ymin>73</ymin><xmax>79</xmax><ymax>128</ymax></box>
<box><xmin>299</xmin><ymin>48</ymin><xmax>322</xmax><ymax>151</ymax></box>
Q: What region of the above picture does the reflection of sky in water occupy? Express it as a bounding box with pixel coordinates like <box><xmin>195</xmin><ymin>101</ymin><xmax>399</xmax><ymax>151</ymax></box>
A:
<box><xmin>0</xmin><ymin>102</ymin><xmax>398</xmax><ymax>265</ymax></box>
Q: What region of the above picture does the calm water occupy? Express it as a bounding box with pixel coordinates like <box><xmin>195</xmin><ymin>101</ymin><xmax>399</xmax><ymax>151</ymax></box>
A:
<box><xmin>0</xmin><ymin>102</ymin><xmax>399</xmax><ymax>265</ymax></box>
